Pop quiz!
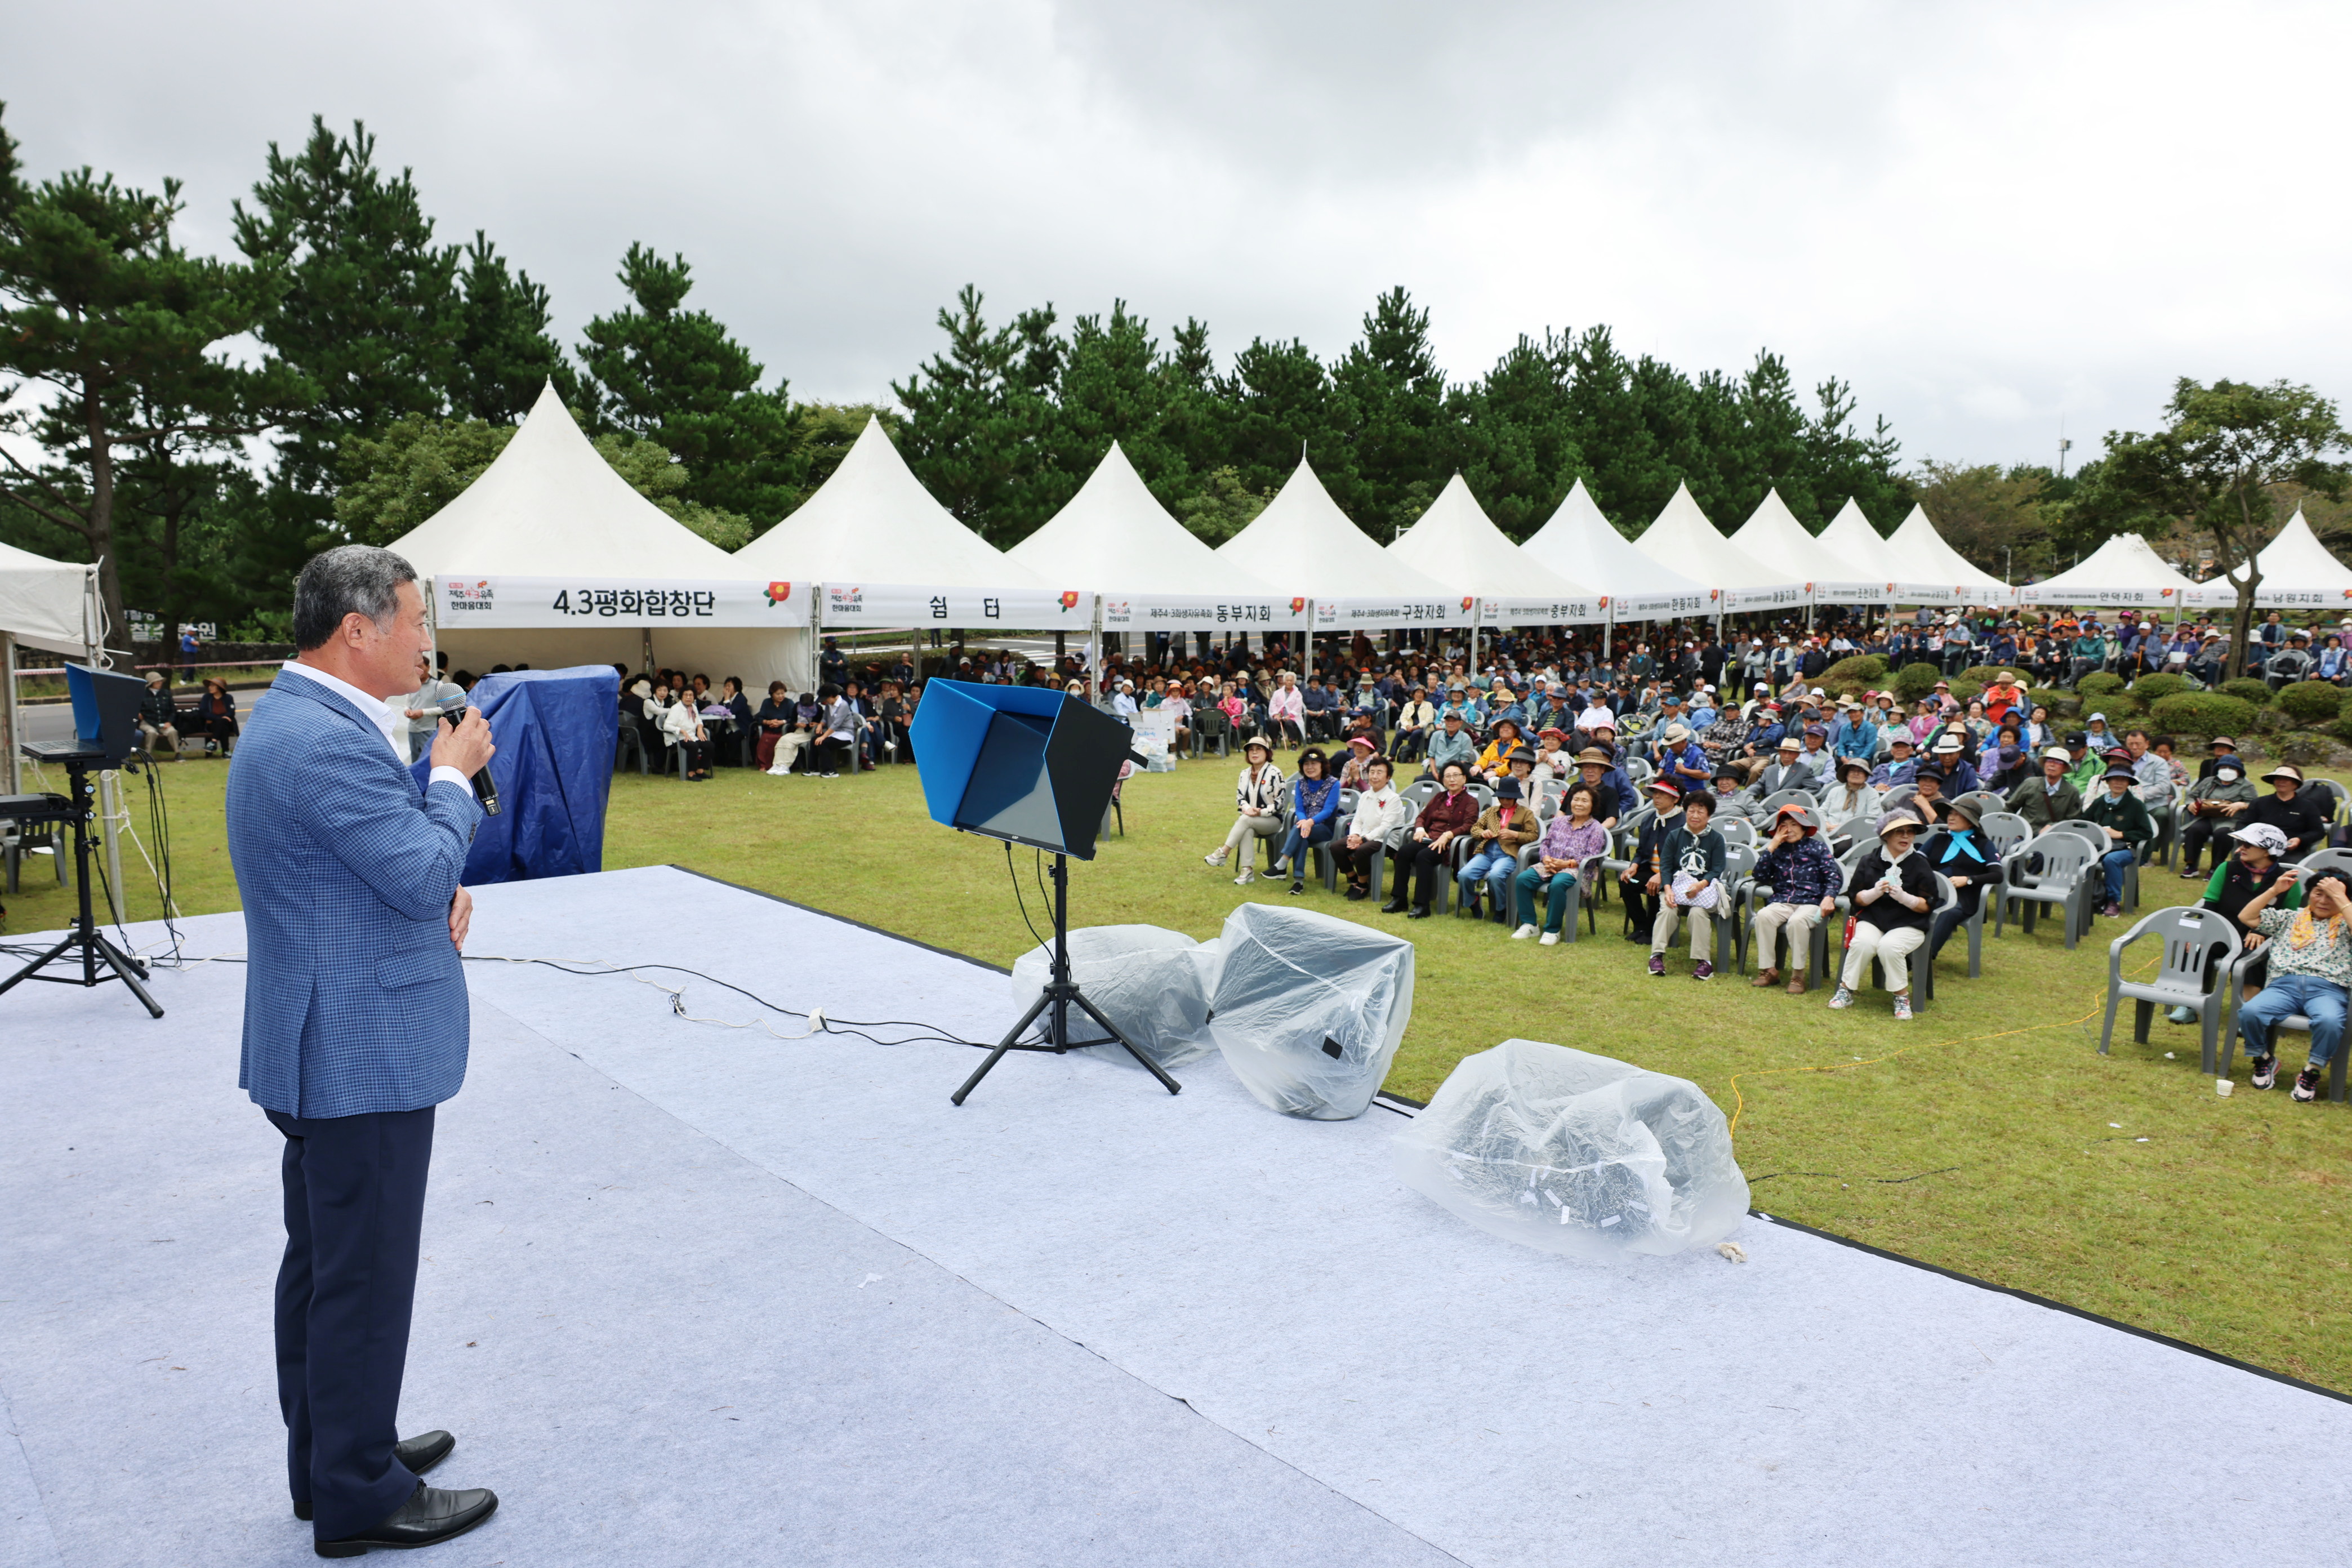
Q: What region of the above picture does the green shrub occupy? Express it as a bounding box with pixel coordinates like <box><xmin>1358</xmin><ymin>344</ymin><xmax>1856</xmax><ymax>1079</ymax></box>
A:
<box><xmin>2024</xmin><ymin>687</ymin><xmax>2071</xmax><ymax>716</ymax></box>
<box><xmin>2220</xmin><ymin>677</ymin><xmax>2274</xmax><ymax>707</ymax></box>
<box><xmin>1892</xmin><ymin>662</ymin><xmax>1943</xmax><ymax>701</ymax></box>
<box><xmin>2272</xmin><ymin>730</ymin><xmax>2338</xmax><ymax>767</ymax></box>
<box><xmin>2076</xmin><ymin>671</ymin><xmax>2127</xmax><ymax>699</ymax></box>
<box><xmin>2277</xmin><ymin>680</ymin><xmax>2343</xmax><ymax>723</ymax></box>
<box><xmin>1959</xmin><ymin>664</ymin><xmax>2017</xmax><ymax>688</ymax></box>
<box><xmin>2128</xmin><ymin>672</ymin><xmax>2191</xmax><ymax>705</ymax></box>
<box><xmin>1821</xmin><ymin>654</ymin><xmax>1888</xmax><ymax>696</ymax></box>
<box><xmin>2149</xmin><ymin>692</ymin><xmax>2257</xmax><ymax>739</ymax></box>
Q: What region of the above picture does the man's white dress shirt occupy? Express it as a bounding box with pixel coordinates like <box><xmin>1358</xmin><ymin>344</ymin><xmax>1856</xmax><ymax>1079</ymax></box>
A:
<box><xmin>282</xmin><ymin>660</ymin><xmax>471</xmax><ymax>795</ymax></box>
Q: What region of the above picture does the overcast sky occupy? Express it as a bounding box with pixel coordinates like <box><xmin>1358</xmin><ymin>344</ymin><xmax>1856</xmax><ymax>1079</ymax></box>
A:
<box><xmin>9</xmin><ymin>0</ymin><xmax>2348</xmax><ymax>489</ymax></box>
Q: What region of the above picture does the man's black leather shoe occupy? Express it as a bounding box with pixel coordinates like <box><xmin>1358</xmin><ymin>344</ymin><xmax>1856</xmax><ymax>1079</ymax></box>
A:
<box><xmin>292</xmin><ymin>1433</ymin><xmax>455</xmax><ymax>1521</ymax></box>
<box><xmin>314</xmin><ymin>1482</ymin><xmax>496</xmax><ymax>1557</ymax></box>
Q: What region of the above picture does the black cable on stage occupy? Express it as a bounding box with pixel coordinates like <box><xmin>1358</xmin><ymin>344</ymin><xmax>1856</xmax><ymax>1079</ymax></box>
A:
<box><xmin>457</xmin><ymin>954</ymin><xmax>1002</xmax><ymax>1052</ymax></box>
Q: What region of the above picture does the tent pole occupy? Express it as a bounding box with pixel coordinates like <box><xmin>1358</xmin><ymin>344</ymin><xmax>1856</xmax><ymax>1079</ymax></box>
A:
<box><xmin>1088</xmin><ymin>597</ymin><xmax>1102</xmax><ymax>703</ymax></box>
<box><xmin>1</xmin><ymin>630</ymin><xmax>17</xmax><ymax>797</ymax></box>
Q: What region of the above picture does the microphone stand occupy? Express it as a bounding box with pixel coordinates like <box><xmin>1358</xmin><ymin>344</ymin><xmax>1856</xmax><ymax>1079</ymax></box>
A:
<box><xmin>0</xmin><ymin>752</ymin><xmax>164</xmax><ymax>1017</ymax></box>
<box><xmin>951</xmin><ymin>852</ymin><xmax>1181</xmax><ymax>1106</ymax></box>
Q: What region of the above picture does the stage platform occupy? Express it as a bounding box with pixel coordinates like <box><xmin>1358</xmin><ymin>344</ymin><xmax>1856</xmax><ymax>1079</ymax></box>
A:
<box><xmin>5</xmin><ymin>865</ymin><xmax>2349</xmax><ymax>1567</ymax></box>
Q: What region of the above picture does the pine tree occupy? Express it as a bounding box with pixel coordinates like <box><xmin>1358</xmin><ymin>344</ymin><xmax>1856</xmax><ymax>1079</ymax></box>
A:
<box><xmin>449</xmin><ymin>232</ymin><xmax>574</xmax><ymax>424</ymax></box>
<box><xmin>577</xmin><ymin>243</ymin><xmax>803</xmax><ymax>527</ymax></box>
<box><xmin>1330</xmin><ymin>288</ymin><xmax>1447</xmax><ymax>534</ymax></box>
<box><xmin>233</xmin><ymin>119</ymin><xmax>462</xmax><ymax>514</ymax></box>
<box><xmin>0</xmin><ymin>104</ymin><xmax>301</xmax><ymax>645</ymax></box>
<box><xmin>892</xmin><ymin>286</ymin><xmax>1054</xmax><ymax>546</ymax></box>
<box><xmin>1451</xmin><ymin>333</ymin><xmax>1585</xmax><ymax>539</ymax></box>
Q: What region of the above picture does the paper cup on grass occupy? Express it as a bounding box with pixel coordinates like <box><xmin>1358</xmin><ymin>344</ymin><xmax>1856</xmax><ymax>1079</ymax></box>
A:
<box><xmin>2216</xmin><ymin>1079</ymin><xmax>2234</xmax><ymax>1098</ymax></box>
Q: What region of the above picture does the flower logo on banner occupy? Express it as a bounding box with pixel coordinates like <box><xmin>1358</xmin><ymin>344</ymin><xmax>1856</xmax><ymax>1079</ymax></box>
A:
<box><xmin>2161</xmin><ymin>588</ymin><xmax>2175</xmax><ymax>598</ymax></box>
<box><xmin>1883</xmin><ymin>582</ymin><xmax>1896</xmax><ymax>593</ymax></box>
<box><xmin>1059</xmin><ymin>591</ymin><xmax>1080</xmax><ymax>611</ymax></box>
<box><xmin>1460</xmin><ymin>597</ymin><xmax>1475</xmax><ymax>614</ymax></box>
<box><xmin>1597</xmin><ymin>596</ymin><xmax>1610</xmax><ymax>610</ymax></box>
<box><xmin>1290</xmin><ymin>598</ymin><xmax>1307</xmax><ymax>614</ymax></box>
<box><xmin>764</xmin><ymin>581</ymin><xmax>792</xmax><ymax>605</ymax></box>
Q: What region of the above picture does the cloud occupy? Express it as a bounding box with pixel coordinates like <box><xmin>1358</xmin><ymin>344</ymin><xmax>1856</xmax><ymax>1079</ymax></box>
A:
<box><xmin>7</xmin><ymin>0</ymin><xmax>2351</xmax><ymax>487</ymax></box>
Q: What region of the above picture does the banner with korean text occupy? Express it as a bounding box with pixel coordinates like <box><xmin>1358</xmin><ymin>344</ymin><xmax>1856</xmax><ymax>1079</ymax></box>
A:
<box><xmin>1099</xmin><ymin>594</ymin><xmax>1310</xmax><ymax>631</ymax></box>
<box><xmin>436</xmin><ymin>576</ymin><xmax>801</xmax><ymax>629</ymax></box>
<box><xmin>1311</xmin><ymin>596</ymin><xmax>1475</xmax><ymax>630</ymax></box>
<box><xmin>817</xmin><ymin>583</ymin><xmax>1094</xmax><ymax>631</ymax></box>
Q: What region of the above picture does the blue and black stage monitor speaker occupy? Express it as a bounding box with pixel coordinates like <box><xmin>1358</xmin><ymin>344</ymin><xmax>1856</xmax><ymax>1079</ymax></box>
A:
<box><xmin>65</xmin><ymin>663</ymin><xmax>147</xmax><ymax>765</ymax></box>
<box><xmin>910</xmin><ymin>680</ymin><xmax>1138</xmax><ymax>861</ymax></box>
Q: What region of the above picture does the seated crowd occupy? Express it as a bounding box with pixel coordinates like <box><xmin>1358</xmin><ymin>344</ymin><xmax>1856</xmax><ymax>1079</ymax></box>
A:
<box><xmin>1188</xmin><ymin>636</ymin><xmax>2349</xmax><ymax>1059</ymax></box>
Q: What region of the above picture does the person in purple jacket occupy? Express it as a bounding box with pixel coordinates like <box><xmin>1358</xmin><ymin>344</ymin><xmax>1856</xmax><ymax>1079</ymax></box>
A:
<box><xmin>1749</xmin><ymin>802</ymin><xmax>1842</xmax><ymax>995</ymax></box>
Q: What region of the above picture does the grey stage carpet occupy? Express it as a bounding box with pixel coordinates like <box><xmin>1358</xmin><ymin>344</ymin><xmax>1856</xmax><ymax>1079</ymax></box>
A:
<box><xmin>7</xmin><ymin>865</ymin><xmax>2351</xmax><ymax>1567</ymax></box>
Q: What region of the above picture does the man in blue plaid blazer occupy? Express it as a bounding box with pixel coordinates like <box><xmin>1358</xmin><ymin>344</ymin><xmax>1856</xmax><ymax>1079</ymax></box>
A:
<box><xmin>228</xmin><ymin>546</ymin><xmax>502</xmax><ymax>1558</ymax></box>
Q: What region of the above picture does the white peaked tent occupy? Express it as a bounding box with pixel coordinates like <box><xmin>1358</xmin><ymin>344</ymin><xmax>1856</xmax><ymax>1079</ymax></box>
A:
<box><xmin>1388</xmin><ymin>474</ymin><xmax>1601</xmax><ymax>625</ymax></box>
<box><xmin>1008</xmin><ymin>442</ymin><xmax>1293</xmax><ymax>632</ymax></box>
<box><xmin>1887</xmin><ymin>504</ymin><xmax>2011</xmax><ymax>605</ymax></box>
<box><xmin>2018</xmin><ymin>533</ymin><xmax>2198</xmax><ymax>608</ymax></box>
<box><xmin>1634</xmin><ymin>483</ymin><xmax>1803</xmax><ymax>611</ymax></box>
<box><xmin>2184</xmin><ymin>507</ymin><xmax>2352</xmax><ymax>610</ymax></box>
<box><xmin>734</xmin><ymin>416</ymin><xmax>1085</xmax><ymax>644</ymax></box>
<box><xmin>1729</xmin><ymin>488</ymin><xmax>1885</xmax><ymax>605</ymax></box>
<box><xmin>1818</xmin><ymin>500</ymin><xmax>1957</xmax><ymax>605</ymax></box>
<box><xmin>0</xmin><ymin>538</ymin><xmax>100</xmax><ymax>794</ymax></box>
<box><xmin>1521</xmin><ymin>479</ymin><xmax>1710</xmax><ymax>620</ymax></box>
<box><xmin>1218</xmin><ymin>458</ymin><xmax>1462</xmax><ymax>634</ymax></box>
<box><xmin>385</xmin><ymin>381</ymin><xmax>811</xmax><ymax>688</ymax></box>
<box><xmin>0</xmin><ymin>538</ymin><xmax>97</xmax><ymax>656</ymax></box>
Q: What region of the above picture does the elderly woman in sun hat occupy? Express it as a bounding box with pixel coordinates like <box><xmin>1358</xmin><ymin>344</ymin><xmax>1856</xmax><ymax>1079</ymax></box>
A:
<box><xmin>1204</xmin><ymin>734</ymin><xmax>1287</xmax><ymax>881</ymax></box>
<box><xmin>1751</xmin><ymin>802</ymin><xmax>1842</xmax><ymax>994</ymax></box>
<box><xmin>2233</xmin><ymin>863</ymin><xmax>2352</xmax><ymax>1101</ymax></box>
<box><xmin>1829</xmin><ymin>808</ymin><xmax>1940</xmax><ymax>1021</ymax></box>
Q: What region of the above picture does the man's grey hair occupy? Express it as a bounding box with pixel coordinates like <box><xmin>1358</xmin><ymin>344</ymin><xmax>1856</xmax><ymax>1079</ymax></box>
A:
<box><xmin>294</xmin><ymin>546</ymin><xmax>418</xmax><ymax>652</ymax></box>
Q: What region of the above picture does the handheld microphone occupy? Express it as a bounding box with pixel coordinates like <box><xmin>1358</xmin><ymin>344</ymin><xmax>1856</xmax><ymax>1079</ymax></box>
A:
<box><xmin>438</xmin><ymin>697</ymin><xmax>501</xmax><ymax>816</ymax></box>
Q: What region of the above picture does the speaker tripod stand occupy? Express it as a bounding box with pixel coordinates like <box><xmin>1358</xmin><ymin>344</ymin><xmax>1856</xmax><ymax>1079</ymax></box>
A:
<box><xmin>952</xmin><ymin>853</ymin><xmax>1181</xmax><ymax>1106</ymax></box>
<box><xmin>0</xmin><ymin>750</ymin><xmax>164</xmax><ymax>1017</ymax></box>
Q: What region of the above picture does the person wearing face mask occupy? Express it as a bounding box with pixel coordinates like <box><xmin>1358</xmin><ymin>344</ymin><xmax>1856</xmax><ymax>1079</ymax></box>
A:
<box><xmin>2178</xmin><ymin>754</ymin><xmax>2256</xmax><ymax>877</ymax></box>
<box><xmin>1829</xmin><ymin>809</ymin><xmax>1938</xmax><ymax>1020</ymax></box>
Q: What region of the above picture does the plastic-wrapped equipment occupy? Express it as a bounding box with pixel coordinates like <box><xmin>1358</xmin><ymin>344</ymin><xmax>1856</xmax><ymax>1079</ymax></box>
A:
<box><xmin>1209</xmin><ymin>904</ymin><xmax>1415</xmax><ymax>1120</ymax></box>
<box><xmin>1392</xmin><ymin>1039</ymin><xmax>1748</xmax><ymax>1259</ymax></box>
<box><xmin>1008</xmin><ymin>925</ymin><xmax>1222</xmax><ymax>1068</ymax></box>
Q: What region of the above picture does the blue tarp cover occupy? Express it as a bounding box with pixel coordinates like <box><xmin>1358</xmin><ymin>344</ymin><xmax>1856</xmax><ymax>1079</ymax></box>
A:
<box><xmin>408</xmin><ymin>665</ymin><xmax>618</xmax><ymax>884</ymax></box>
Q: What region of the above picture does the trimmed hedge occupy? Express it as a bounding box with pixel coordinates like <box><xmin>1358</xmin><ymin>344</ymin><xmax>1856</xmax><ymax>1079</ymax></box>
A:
<box><xmin>2127</xmin><ymin>672</ymin><xmax>2191</xmax><ymax>705</ymax></box>
<box><xmin>2026</xmin><ymin>687</ymin><xmax>2073</xmax><ymax>716</ymax></box>
<box><xmin>1821</xmin><ymin>654</ymin><xmax>1888</xmax><ymax>696</ymax></box>
<box><xmin>2149</xmin><ymin>691</ymin><xmax>2257</xmax><ymax>738</ymax></box>
<box><xmin>2277</xmin><ymin>680</ymin><xmax>2344</xmax><ymax>723</ymax></box>
<box><xmin>1892</xmin><ymin>662</ymin><xmax>1944</xmax><ymax>701</ymax></box>
<box><xmin>2220</xmin><ymin>677</ymin><xmax>2274</xmax><ymax>707</ymax></box>
<box><xmin>2076</xmin><ymin>671</ymin><xmax>2127</xmax><ymax>699</ymax></box>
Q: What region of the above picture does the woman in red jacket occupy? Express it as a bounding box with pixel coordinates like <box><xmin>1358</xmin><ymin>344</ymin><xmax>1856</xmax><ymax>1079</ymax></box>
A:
<box><xmin>1383</xmin><ymin>760</ymin><xmax>1480</xmax><ymax>919</ymax></box>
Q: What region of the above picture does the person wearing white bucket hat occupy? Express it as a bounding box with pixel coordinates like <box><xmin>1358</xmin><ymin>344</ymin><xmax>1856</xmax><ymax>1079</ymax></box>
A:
<box><xmin>1828</xmin><ymin>809</ymin><xmax>1938</xmax><ymax>1021</ymax></box>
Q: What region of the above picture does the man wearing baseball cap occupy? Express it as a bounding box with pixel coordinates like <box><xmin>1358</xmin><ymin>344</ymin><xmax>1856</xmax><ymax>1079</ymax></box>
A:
<box><xmin>2179</xmin><ymin>750</ymin><xmax>2256</xmax><ymax>877</ymax></box>
<box><xmin>1618</xmin><ymin>778</ymin><xmax>1685</xmax><ymax>940</ymax></box>
<box><xmin>2005</xmin><ymin>744</ymin><xmax>2084</xmax><ymax>830</ymax></box>
<box><xmin>2084</xmin><ymin>761</ymin><xmax>2154</xmax><ymax>917</ymax></box>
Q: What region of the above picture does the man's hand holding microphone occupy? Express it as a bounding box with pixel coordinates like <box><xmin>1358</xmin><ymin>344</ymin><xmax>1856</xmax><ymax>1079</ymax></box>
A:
<box><xmin>431</xmin><ymin>703</ymin><xmax>496</xmax><ymax>952</ymax></box>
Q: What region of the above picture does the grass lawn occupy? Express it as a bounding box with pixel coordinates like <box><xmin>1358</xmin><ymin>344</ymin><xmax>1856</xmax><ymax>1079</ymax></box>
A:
<box><xmin>11</xmin><ymin>749</ymin><xmax>2351</xmax><ymax>1392</ymax></box>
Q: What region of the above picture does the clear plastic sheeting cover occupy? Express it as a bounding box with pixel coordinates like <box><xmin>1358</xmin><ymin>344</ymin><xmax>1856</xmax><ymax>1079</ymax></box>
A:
<box><xmin>1209</xmin><ymin>905</ymin><xmax>1415</xmax><ymax>1120</ymax></box>
<box><xmin>1009</xmin><ymin>925</ymin><xmax>1222</xmax><ymax>1068</ymax></box>
<box><xmin>1392</xmin><ymin>1039</ymin><xmax>1749</xmax><ymax>1259</ymax></box>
